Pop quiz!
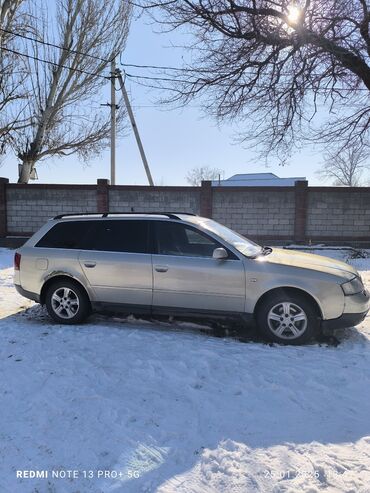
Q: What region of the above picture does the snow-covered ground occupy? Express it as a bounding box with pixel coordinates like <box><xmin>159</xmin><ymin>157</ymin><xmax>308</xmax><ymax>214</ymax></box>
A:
<box><xmin>1</xmin><ymin>247</ymin><xmax>370</xmax><ymax>493</ymax></box>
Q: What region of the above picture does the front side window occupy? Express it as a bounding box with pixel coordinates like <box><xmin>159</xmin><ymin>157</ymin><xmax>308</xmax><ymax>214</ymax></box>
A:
<box><xmin>155</xmin><ymin>221</ymin><xmax>221</xmax><ymax>257</ymax></box>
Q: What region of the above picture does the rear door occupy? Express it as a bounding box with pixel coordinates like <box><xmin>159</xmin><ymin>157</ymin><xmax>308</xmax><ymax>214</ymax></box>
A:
<box><xmin>152</xmin><ymin>220</ymin><xmax>246</xmax><ymax>314</ymax></box>
<box><xmin>78</xmin><ymin>219</ymin><xmax>152</xmax><ymax>307</ymax></box>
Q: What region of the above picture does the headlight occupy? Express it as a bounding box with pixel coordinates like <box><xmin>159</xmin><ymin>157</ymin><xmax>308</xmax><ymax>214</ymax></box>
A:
<box><xmin>341</xmin><ymin>277</ymin><xmax>364</xmax><ymax>295</ymax></box>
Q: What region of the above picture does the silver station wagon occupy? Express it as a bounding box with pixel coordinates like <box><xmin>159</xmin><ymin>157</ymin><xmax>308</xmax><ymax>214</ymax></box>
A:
<box><xmin>14</xmin><ymin>212</ymin><xmax>369</xmax><ymax>344</ymax></box>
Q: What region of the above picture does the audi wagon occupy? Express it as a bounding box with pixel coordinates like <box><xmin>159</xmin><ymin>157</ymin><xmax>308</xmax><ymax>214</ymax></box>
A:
<box><xmin>14</xmin><ymin>212</ymin><xmax>369</xmax><ymax>344</ymax></box>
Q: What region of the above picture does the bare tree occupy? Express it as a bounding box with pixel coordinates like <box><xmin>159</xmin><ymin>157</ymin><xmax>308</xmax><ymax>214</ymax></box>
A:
<box><xmin>318</xmin><ymin>143</ymin><xmax>369</xmax><ymax>186</ymax></box>
<box><xmin>186</xmin><ymin>165</ymin><xmax>224</xmax><ymax>185</ymax></box>
<box><xmin>140</xmin><ymin>0</ymin><xmax>370</xmax><ymax>162</ymax></box>
<box><xmin>0</xmin><ymin>0</ymin><xmax>28</xmax><ymax>155</ymax></box>
<box><xmin>14</xmin><ymin>0</ymin><xmax>131</xmax><ymax>183</ymax></box>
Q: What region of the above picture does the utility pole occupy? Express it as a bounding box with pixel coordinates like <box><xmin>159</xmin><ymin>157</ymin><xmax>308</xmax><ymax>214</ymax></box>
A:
<box><xmin>116</xmin><ymin>70</ymin><xmax>154</xmax><ymax>186</ymax></box>
<box><xmin>110</xmin><ymin>59</ymin><xmax>116</xmax><ymax>185</ymax></box>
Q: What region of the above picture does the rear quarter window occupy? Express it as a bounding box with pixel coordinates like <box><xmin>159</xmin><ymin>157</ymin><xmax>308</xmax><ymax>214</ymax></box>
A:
<box><xmin>36</xmin><ymin>221</ymin><xmax>93</xmax><ymax>249</ymax></box>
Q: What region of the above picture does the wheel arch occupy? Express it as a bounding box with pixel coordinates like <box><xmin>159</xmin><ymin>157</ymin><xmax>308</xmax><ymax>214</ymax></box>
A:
<box><xmin>253</xmin><ymin>286</ymin><xmax>323</xmax><ymax>319</ymax></box>
<box><xmin>40</xmin><ymin>274</ymin><xmax>90</xmax><ymax>306</ymax></box>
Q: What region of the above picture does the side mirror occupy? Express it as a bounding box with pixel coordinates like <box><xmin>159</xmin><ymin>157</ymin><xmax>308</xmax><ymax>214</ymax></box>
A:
<box><xmin>213</xmin><ymin>247</ymin><xmax>228</xmax><ymax>260</ymax></box>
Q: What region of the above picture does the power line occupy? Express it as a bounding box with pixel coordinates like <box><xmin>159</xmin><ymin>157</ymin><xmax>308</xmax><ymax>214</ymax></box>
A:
<box><xmin>1</xmin><ymin>46</ymin><xmax>108</xmax><ymax>79</ymax></box>
<box><xmin>2</xmin><ymin>26</ymin><xmax>369</xmax><ymax>91</ymax></box>
<box><xmin>123</xmin><ymin>61</ymin><xmax>197</xmax><ymax>72</ymax></box>
<box><xmin>1</xmin><ymin>44</ymin><xmax>192</xmax><ymax>85</ymax></box>
<box><xmin>118</xmin><ymin>51</ymin><xmax>199</xmax><ymax>73</ymax></box>
<box><xmin>0</xmin><ymin>27</ymin><xmax>109</xmax><ymax>63</ymax></box>
<box><xmin>124</xmin><ymin>70</ymin><xmax>370</xmax><ymax>91</ymax></box>
<box><xmin>2</xmin><ymin>42</ymin><xmax>369</xmax><ymax>92</ymax></box>
<box><xmin>124</xmin><ymin>71</ymin><xmax>191</xmax><ymax>84</ymax></box>
<box><xmin>132</xmin><ymin>104</ymin><xmax>202</xmax><ymax>108</ymax></box>
<box><xmin>0</xmin><ymin>27</ymin><xmax>194</xmax><ymax>73</ymax></box>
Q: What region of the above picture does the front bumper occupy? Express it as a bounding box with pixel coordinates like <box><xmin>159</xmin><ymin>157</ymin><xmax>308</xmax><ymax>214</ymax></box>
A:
<box><xmin>322</xmin><ymin>289</ymin><xmax>369</xmax><ymax>332</ymax></box>
<box><xmin>321</xmin><ymin>310</ymin><xmax>368</xmax><ymax>332</ymax></box>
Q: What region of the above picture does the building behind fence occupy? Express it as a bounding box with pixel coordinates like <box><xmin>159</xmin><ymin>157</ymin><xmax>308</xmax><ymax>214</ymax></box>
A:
<box><xmin>0</xmin><ymin>177</ymin><xmax>369</xmax><ymax>245</ymax></box>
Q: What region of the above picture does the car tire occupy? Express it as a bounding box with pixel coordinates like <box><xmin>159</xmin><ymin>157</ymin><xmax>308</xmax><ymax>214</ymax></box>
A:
<box><xmin>45</xmin><ymin>279</ymin><xmax>91</xmax><ymax>324</ymax></box>
<box><xmin>256</xmin><ymin>291</ymin><xmax>321</xmax><ymax>345</ymax></box>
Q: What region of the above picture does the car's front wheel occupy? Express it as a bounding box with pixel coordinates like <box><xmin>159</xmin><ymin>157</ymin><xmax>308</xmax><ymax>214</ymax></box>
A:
<box><xmin>45</xmin><ymin>279</ymin><xmax>91</xmax><ymax>324</ymax></box>
<box><xmin>256</xmin><ymin>291</ymin><xmax>320</xmax><ymax>344</ymax></box>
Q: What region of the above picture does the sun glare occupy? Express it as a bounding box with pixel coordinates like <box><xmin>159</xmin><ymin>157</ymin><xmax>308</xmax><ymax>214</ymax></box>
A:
<box><xmin>287</xmin><ymin>5</ymin><xmax>302</xmax><ymax>25</ymax></box>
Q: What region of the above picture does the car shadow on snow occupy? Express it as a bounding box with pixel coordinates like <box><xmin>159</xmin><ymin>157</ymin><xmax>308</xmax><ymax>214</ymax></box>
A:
<box><xmin>3</xmin><ymin>305</ymin><xmax>370</xmax><ymax>492</ymax></box>
<box><xmin>4</xmin><ymin>302</ymin><xmax>370</xmax><ymax>348</ymax></box>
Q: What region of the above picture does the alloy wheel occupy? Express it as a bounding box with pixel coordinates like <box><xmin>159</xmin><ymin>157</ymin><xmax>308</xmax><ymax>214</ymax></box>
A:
<box><xmin>267</xmin><ymin>302</ymin><xmax>308</xmax><ymax>340</ymax></box>
<box><xmin>51</xmin><ymin>287</ymin><xmax>80</xmax><ymax>319</ymax></box>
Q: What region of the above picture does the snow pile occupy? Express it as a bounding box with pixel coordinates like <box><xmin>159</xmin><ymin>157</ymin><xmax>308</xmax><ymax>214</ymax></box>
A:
<box><xmin>0</xmin><ymin>248</ymin><xmax>13</xmax><ymax>269</ymax></box>
<box><xmin>1</xmin><ymin>248</ymin><xmax>370</xmax><ymax>492</ymax></box>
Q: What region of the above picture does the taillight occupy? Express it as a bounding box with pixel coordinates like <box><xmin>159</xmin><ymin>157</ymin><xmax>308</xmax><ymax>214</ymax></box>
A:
<box><xmin>14</xmin><ymin>252</ymin><xmax>21</xmax><ymax>271</ymax></box>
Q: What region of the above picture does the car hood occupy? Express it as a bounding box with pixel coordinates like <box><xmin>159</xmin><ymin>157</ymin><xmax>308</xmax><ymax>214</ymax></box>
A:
<box><xmin>260</xmin><ymin>248</ymin><xmax>358</xmax><ymax>281</ymax></box>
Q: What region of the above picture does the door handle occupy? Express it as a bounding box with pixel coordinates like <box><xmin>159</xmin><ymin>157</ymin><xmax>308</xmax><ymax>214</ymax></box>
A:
<box><xmin>154</xmin><ymin>265</ymin><xmax>168</xmax><ymax>273</ymax></box>
<box><xmin>83</xmin><ymin>261</ymin><xmax>96</xmax><ymax>268</ymax></box>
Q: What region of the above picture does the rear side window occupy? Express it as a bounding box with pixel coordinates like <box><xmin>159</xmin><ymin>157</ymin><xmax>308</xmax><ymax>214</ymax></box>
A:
<box><xmin>87</xmin><ymin>220</ymin><xmax>148</xmax><ymax>253</ymax></box>
<box><xmin>36</xmin><ymin>221</ymin><xmax>93</xmax><ymax>249</ymax></box>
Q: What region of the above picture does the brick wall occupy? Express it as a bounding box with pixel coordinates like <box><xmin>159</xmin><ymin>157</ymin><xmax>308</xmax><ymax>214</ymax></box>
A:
<box><xmin>212</xmin><ymin>188</ymin><xmax>295</xmax><ymax>240</ymax></box>
<box><xmin>109</xmin><ymin>187</ymin><xmax>201</xmax><ymax>214</ymax></box>
<box><xmin>306</xmin><ymin>189</ymin><xmax>370</xmax><ymax>241</ymax></box>
<box><xmin>6</xmin><ymin>185</ymin><xmax>96</xmax><ymax>234</ymax></box>
<box><xmin>1</xmin><ymin>178</ymin><xmax>370</xmax><ymax>245</ymax></box>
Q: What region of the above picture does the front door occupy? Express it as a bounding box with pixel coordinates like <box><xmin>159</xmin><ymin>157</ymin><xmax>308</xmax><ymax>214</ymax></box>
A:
<box><xmin>78</xmin><ymin>219</ymin><xmax>152</xmax><ymax>307</ymax></box>
<box><xmin>152</xmin><ymin>221</ymin><xmax>246</xmax><ymax>314</ymax></box>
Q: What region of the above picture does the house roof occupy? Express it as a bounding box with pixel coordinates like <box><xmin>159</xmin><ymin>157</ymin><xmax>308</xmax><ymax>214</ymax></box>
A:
<box><xmin>227</xmin><ymin>173</ymin><xmax>279</xmax><ymax>180</ymax></box>
<box><xmin>211</xmin><ymin>172</ymin><xmax>306</xmax><ymax>187</ymax></box>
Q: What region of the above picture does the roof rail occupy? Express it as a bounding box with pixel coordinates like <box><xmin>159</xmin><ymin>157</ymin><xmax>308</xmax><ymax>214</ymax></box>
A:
<box><xmin>53</xmin><ymin>211</ymin><xmax>197</xmax><ymax>220</ymax></box>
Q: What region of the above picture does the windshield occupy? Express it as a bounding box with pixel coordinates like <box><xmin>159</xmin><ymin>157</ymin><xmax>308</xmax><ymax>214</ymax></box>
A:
<box><xmin>188</xmin><ymin>218</ymin><xmax>263</xmax><ymax>257</ymax></box>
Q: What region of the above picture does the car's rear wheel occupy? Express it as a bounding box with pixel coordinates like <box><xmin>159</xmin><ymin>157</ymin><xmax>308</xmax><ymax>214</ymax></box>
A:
<box><xmin>256</xmin><ymin>291</ymin><xmax>320</xmax><ymax>344</ymax></box>
<box><xmin>45</xmin><ymin>279</ymin><xmax>91</xmax><ymax>324</ymax></box>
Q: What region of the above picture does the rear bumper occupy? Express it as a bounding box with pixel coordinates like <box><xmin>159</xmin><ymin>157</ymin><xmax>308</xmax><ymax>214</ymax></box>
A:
<box><xmin>14</xmin><ymin>284</ymin><xmax>40</xmax><ymax>303</ymax></box>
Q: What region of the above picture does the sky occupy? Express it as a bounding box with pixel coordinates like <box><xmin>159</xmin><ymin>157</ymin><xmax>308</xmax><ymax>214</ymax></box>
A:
<box><xmin>0</xmin><ymin>7</ymin><xmax>325</xmax><ymax>186</ymax></box>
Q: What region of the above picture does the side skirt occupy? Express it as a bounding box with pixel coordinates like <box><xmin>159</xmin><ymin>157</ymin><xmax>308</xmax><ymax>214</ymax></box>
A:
<box><xmin>91</xmin><ymin>301</ymin><xmax>254</xmax><ymax>325</ymax></box>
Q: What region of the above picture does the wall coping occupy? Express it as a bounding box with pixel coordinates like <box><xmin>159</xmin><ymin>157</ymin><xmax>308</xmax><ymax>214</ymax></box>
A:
<box><xmin>306</xmin><ymin>186</ymin><xmax>370</xmax><ymax>192</ymax></box>
<box><xmin>212</xmin><ymin>186</ymin><xmax>295</xmax><ymax>192</ymax></box>
<box><xmin>5</xmin><ymin>181</ymin><xmax>370</xmax><ymax>193</ymax></box>
<box><xmin>109</xmin><ymin>185</ymin><xmax>201</xmax><ymax>192</ymax></box>
<box><xmin>7</xmin><ymin>183</ymin><xmax>97</xmax><ymax>190</ymax></box>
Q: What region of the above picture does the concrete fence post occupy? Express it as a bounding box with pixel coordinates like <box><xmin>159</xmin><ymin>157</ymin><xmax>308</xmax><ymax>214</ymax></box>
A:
<box><xmin>97</xmin><ymin>179</ymin><xmax>110</xmax><ymax>213</ymax></box>
<box><xmin>200</xmin><ymin>180</ymin><xmax>213</xmax><ymax>218</ymax></box>
<box><xmin>294</xmin><ymin>180</ymin><xmax>308</xmax><ymax>243</ymax></box>
<box><xmin>0</xmin><ymin>178</ymin><xmax>9</xmax><ymax>237</ymax></box>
